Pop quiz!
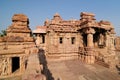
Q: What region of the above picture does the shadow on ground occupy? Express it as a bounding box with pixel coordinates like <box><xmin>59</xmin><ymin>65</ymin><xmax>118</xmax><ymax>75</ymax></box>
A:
<box><xmin>38</xmin><ymin>48</ymin><xmax>54</xmax><ymax>80</ymax></box>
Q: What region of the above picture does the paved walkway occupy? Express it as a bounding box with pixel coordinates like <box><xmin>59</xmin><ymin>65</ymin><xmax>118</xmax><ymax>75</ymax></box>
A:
<box><xmin>46</xmin><ymin>60</ymin><xmax>120</xmax><ymax>80</ymax></box>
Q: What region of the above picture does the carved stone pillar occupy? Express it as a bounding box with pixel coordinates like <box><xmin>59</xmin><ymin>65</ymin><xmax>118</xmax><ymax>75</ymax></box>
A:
<box><xmin>1</xmin><ymin>58</ymin><xmax>9</xmax><ymax>76</ymax></box>
<box><xmin>20</xmin><ymin>56</ymin><xmax>25</xmax><ymax>74</ymax></box>
<box><xmin>85</xmin><ymin>28</ymin><xmax>95</xmax><ymax>47</ymax></box>
<box><xmin>84</xmin><ymin>28</ymin><xmax>95</xmax><ymax>64</ymax></box>
<box><xmin>36</xmin><ymin>34</ymin><xmax>41</xmax><ymax>46</ymax></box>
<box><xmin>8</xmin><ymin>58</ymin><xmax>12</xmax><ymax>75</ymax></box>
<box><xmin>87</xmin><ymin>33</ymin><xmax>94</xmax><ymax>47</ymax></box>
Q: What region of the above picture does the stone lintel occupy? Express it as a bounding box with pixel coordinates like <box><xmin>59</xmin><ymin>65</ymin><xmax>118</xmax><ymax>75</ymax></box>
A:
<box><xmin>84</xmin><ymin>27</ymin><xmax>95</xmax><ymax>34</ymax></box>
<box><xmin>0</xmin><ymin>49</ymin><xmax>25</xmax><ymax>55</ymax></box>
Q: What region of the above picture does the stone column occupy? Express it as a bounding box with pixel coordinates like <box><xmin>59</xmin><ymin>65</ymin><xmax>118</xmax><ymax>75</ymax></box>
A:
<box><xmin>20</xmin><ymin>56</ymin><xmax>26</xmax><ymax>74</ymax></box>
<box><xmin>87</xmin><ymin>33</ymin><xmax>94</xmax><ymax>47</ymax></box>
<box><xmin>8</xmin><ymin>58</ymin><xmax>12</xmax><ymax>75</ymax></box>
<box><xmin>85</xmin><ymin>28</ymin><xmax>95</xmax><ymax>47</ymax></box>
<box><xmin>36</xmin><ymin>34</ymin><xmax>41</xmax><ymax>46</ymax></box>
<box><xmin>40</xmin><ymin>35</ymin><xmax>43</xmax><ymax>43</ymax></box>
<box><xmin>85</xmin><ymin>28</ymin><xmax>95</xmax><ymax>64</ymax></box>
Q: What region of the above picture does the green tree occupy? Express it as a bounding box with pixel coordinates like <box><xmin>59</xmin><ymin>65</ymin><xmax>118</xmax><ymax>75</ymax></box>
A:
<box><xmin>0</xmin><ymin>30</ymin><xmax>6</xmax><ymax>37</ymax></box>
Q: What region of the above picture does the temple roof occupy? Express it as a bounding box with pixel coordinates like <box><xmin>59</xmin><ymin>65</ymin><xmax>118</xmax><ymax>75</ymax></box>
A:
<box><xmin>12</xmin><ymin>14</ymin><xmax>28</xmax><ymax>21</ymax></box>
<box><xmin>81</xmin><ymin>12</ymin><xmax>95</xmax><ymax>17</ymax></box>
<box><xmin>33</xmin><ymin>12</ymin><xmax>115</xmax><ymax>33</ymax></box>
<box><xmin>33</xmin><ymin>26</ymin><xmax>46</xmax><ymax>33</ymax></box>
<box><xmin>54</xmin><ymin>13</ymin><xmax>60</xmax><ymax>17</ymax></box>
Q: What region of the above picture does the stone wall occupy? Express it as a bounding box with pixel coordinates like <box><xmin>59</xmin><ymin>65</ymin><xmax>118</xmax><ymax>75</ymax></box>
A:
<box><xmin>115</xmin><ymin>37</ymin><xmax>120</xmax><ymax>50</ymax></box>
<box><xmin>0</xmin><ymin>50</ymin><xmax>26</xmax><ymax>77</ymax></box>
<box><xmin>47</xmin><ymin>32</ymin><xmax>80</xmax><ymax>53</ymax></box>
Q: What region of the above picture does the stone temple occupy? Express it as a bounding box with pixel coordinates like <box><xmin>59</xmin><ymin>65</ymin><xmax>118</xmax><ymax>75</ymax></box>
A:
<box><xmin>33</xmin><ymin>12</ymin><xmax>117</xmax><ymax>65</ymax></box>
<box><xmin>0</xmin><ymin>14</ymin><xmax>43</xmax><ymax>79</ymax></box>
<box><xmin>0</xmin><ymin>12</ymin><xmax>120</xmax><ymax>80</ymax></box>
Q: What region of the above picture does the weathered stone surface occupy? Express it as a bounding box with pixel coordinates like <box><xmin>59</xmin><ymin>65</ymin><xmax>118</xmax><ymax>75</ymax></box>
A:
<box><xmin>0</xmin><ymin>14</ymin><xmax>39</xmax><ymax>78</ymax></box>
<box><xmin>33</xmin><ymin>12</ymin><xmax>118</xmax><ymax>66</ymax></box>
<box><xmin>6</xmin><ymin>14</ymin><xmax>33</xmax><ymax>42</ymax></box>
<box><xmin>22</xmin><ymin>54</ymin><xmax>46</xmax><ymax>80</ymax></box>
<box><xmin>47</xmin><ymin>60</ymin><xmax>120</xmax><ymax>80</ymax></box>
<box><xmin>115</xmin><ymin>37</ymin><xmax>120</xmax><ymax>50</ymax></box>
<box><xmin>0</xmin><ymin>12</ymin><xmax>120</xmax><ymax>79</ymax></box>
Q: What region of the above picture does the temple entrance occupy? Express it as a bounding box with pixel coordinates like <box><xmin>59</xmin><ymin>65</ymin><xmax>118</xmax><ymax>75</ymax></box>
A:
<box><xmin>12</xmin><ymin>57</ymin><xmax>20</xmax><ymax>73</ymax></box>
<box><xmin>94</xmin><ymin>29</ymin><xmax>106</xmax><ymax>48</ymax></box>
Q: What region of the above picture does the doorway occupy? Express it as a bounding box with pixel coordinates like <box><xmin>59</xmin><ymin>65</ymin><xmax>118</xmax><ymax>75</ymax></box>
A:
<box><xmin>12</xmin><ymin>57</ymin><xmax>20</xmax><ymax>73</ymax></box>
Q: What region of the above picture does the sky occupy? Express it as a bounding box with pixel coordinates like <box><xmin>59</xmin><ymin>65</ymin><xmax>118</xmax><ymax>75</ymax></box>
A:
<box><xmin>0</xmin><ymin>0</ymin><xmax>120</xmax><ymax>35</ymax></box>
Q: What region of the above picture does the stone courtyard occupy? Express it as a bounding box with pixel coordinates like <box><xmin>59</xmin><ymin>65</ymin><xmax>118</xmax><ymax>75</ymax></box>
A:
<box><xmin>38</xmin><ymin>49</ymin><xmax>120</xmax><ymax>80</ymax></box>
<box><xmin>46</xmin><ymin>60</ymin><xmax>120</xmax><ymax>80</ymax></box>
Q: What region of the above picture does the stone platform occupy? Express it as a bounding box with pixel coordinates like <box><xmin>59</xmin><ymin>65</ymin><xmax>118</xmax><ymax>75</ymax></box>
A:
<box><xmin>46</xmin><ymin>60</ymin><xmax>120</xmax><ymax>80</ymax></box>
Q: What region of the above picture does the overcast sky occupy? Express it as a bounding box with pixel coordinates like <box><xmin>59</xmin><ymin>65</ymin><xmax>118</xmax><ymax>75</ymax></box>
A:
<box><xmin>0</xmin><ymin>0</ymin><xmax>120</xmax><ymax>35</ymax></box>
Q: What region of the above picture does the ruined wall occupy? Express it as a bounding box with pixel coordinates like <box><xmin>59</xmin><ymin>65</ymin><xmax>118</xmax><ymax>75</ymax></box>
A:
<box><xmin>115</xmin><ymin>37</ymin><xmax>120</xmax><ymax>50</ymax></box>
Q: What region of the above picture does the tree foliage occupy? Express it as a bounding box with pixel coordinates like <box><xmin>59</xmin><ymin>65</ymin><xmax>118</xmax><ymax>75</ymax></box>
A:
<box><xmin>0</xmin><ymin>30</ymin><xmax>6</xmax><ymax>37</ymax></box>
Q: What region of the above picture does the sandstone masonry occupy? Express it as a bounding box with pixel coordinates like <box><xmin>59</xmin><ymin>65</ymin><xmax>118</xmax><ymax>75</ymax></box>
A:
<box><xmin>0</xmin><ymin>12</ymin><xmax>119</xmax><ymax>78</ymax></box>
<box><xmin>0</xmin><ymin>14</ymin><xmax>44</xmax><ymax>79</ymax></box>
<box><xmin>33</xmin><ymin>12</ymin><xmax>118</xmax><ymax>67</ymax></box>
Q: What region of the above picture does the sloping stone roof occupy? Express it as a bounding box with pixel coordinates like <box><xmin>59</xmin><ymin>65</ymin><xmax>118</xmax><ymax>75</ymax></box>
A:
<box><xmin>33</xmin><ymin>26</ymin><xmax>46</xmax><ymax>33</ymax></box>
<box><xmin>33</xmin><ymin>12</ymin><xmax>115</xmax><ymax>33</ymax></box>
<box><xmin>12</xmin><ymin>14</ymin><xmax>28</xmax><ymax>21</ymax></box>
